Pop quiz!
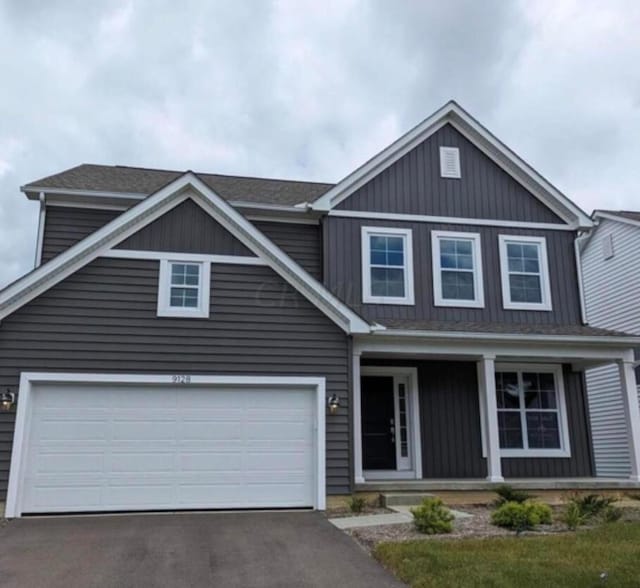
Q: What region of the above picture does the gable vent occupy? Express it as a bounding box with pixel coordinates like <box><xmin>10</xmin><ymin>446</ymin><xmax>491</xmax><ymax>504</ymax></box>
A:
<box><xmin>439</xmin><ymin>146</ymin><xmax>461</xmax><ymax>178</ymax></box>
<box><xmin>602</xmin><ymin>233</ymin><xmax>614</xmax><ymax>260</ymax></box>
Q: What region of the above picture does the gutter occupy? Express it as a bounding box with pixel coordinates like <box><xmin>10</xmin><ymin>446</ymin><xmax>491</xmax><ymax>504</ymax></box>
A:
<box><xmin>33</xmin><ymin>192</ymin><xmax>46</xmax><ymax>268</ymax></box>
<box><xmin>366</xmin><ymin>328</ymin><xmax>640</xmax><ymax>346</ymax></box>
<box><xmin>574</xmin><ymin>229</ymin><xmax>592</xmax><ymax>324</ymax></box>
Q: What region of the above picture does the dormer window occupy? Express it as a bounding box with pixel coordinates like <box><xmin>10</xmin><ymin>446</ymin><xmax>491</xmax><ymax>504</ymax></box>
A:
<box><xmin>439</xmin><ymin>146</ymin><xmax>461</xmax><ymax>178</ymax></box>
<box><xmin>157</xmin><ymin>259</ymin><xmax>211</xmax><ymax>318</ymax></box>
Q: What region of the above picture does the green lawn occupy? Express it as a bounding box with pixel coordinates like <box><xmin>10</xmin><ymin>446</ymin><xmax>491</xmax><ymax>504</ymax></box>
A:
<box><xmin>375</xmin><ymin>522</ymin><xmax>640</xmax><ymax>588</ymax></box>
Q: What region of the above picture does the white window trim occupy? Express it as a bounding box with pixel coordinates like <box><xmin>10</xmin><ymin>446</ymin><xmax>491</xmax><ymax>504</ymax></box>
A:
<box><xmin>479</xmin><ymin>363</ymin><xmax>571</xmax><ymax>458</ymax></box>
<box><xmin>361</xmin><ymin>226</ymin><xmax>414</xmax><ymax>305</ymax></box>
<box><xmin>157</xmin><ymin>259</ymin><xmax>211</xmax><ymax>318</ymax></box>
<box><xmin>498</xmin><ymin>235</ymin><xmax>552</xmax><ymax>311</ymax></box>
<box><xmin>431</xmin><ymin>230</ymin><xmax>485</xmax><ymax>308</ymax></box>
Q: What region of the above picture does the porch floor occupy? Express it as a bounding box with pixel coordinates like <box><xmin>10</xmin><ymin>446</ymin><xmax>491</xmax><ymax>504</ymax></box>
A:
<box><xmin>356</xmin><ymin>478</ymin><xmax>640</xmax><ymax>492</ymax></box>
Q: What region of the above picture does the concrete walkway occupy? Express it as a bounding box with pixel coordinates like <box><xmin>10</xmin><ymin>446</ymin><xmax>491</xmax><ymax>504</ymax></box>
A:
<box><xmin>330</xmin><ymin>505</ymin><xmax>472</xmax><ymax>530</ymax></box>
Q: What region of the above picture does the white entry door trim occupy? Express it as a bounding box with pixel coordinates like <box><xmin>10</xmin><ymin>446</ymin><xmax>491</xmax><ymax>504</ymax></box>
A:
<box><xmin>5</xmin><ymin>373</ymin><xmax>326</xmax><ymax>518</ymax></box>
<box><xmin>359</xmin><ymin>366</ymin><xmax>422</xmax><ymax>481</ymax></box>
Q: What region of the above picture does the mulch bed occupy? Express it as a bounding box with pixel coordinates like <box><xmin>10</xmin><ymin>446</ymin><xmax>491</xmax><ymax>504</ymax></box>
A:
<box><xmin>347</xmin><ymin>506</ymin><xmax>568</xmax><ymax>552</ymax></box>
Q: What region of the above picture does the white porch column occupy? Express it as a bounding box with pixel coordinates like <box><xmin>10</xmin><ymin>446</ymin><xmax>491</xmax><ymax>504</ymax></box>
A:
<box><xmin>352</xmin><ymin>350</ymin><xmax>364</xmax><ymax>484</ymax></box>
<box><xmin>618</xmin><ymin>359</ymin><xmax>640</xmax><ymax>482</ymax></box>
<box><xmin>477</xmin><ymin>354</ymin><xmax>504</xmax><ymax>482</ymax></box>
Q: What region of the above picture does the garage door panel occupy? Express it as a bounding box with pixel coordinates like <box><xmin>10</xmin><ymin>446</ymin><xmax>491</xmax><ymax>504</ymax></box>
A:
<box><xmin>20</xmin><ymin>383</ymin><xmax>317</xmax><ymax>513</ymax></box>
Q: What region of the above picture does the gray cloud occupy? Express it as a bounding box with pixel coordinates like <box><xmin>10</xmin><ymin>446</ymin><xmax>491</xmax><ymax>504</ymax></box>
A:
<box><xmin>1</xmin><ymin>0</ymin><xmax>639</xmax><ymax>288</ymax></box>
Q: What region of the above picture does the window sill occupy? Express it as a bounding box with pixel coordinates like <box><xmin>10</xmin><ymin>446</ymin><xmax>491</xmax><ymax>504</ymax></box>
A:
<box><xmin>157</xmin><ymin>308</ymin><xmax>210</xmax><ymax>319</ymax></box>
<box><xmin>434</xmin><ymin>299</ymin><xmax>485</xmax><ymax>308</ymax></box>
<box><xmin>502</xmin><ymin>302</ymin><xmax>552</xmax><ymax>311</ymax></box>
<box><xmin>500</xmin><ymin>449</ymin><xmax>571</xmax><ymax>459</ymax></box>
<box><xmin>362</xmin><ymin>296</ymin><xmax>415</xmax><ymax>306</ymax></box>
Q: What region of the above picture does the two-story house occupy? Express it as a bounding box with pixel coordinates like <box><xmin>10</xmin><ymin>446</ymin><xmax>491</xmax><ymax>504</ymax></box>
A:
<box><xmin>2</xmin><ymin>101</ymin><xmax>639</xmax><ymax>518</ymax></box>
<box><xmin>579</xmin><ymin>210</ymin><xmax>640</xmax><ymax>478</ymax></box>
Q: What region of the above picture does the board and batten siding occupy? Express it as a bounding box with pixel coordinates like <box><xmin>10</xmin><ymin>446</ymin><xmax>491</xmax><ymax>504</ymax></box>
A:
<box><xmin>0</xmin><ymin>258</ymin><xmax>350</xmax><ymax>499</ymax></box>
<box><xmin>326</xmin><ymin>217</ymin><xmax>582</xmax><ymax>325</ymax></box>
<box><xmin>361</xmin><ymin>359</ymin><xmax>593</xmax><ymax>478</ymax></box>
<box><xmin>336</xmin><ymin>123</ymin><xmax>563</xmax><ymax>224</ymax></box>
<box><xmin>581</xmin><ymin>217</ymin><xmax>640</xmax><ymax>477</ymax></box>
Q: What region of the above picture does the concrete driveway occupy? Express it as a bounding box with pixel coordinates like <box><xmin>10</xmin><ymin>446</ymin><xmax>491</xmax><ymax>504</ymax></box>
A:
<box><xmin>0</xmin><ymin>511</ymin><xmax>404</xmax><ymax>588</ymax></box>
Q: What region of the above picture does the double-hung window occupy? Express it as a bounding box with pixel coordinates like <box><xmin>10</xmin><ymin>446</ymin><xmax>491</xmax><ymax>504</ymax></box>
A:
<box><xmin>157</xmin><ymin>259</ymin><xmax>211</xmax><ymax>318</ymax></box>
<box><xmin>494</xmin><ymin>364</ymin><xmax>570</xmax><ymax>457</ymax></box>
<box><xmin>362</xmin><ymin>227</ymin><xmax>414</xmax><ymax>304</ymax></box>
<box><xmin>431</xmin><ymin>231</ymin><xmax>484</xmax><ymax>307</ymax></box>
<box><xmin>498</xmin><ymin>235</ymin><xmax>552</xmax><ymax>310</ymax></box>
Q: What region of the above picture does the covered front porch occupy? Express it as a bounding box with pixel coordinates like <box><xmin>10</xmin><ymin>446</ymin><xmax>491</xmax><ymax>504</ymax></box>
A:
<box><xmin>351</xmin><ymin>330</ymin><xmax>640</xmax><ymax>489</ymax></box>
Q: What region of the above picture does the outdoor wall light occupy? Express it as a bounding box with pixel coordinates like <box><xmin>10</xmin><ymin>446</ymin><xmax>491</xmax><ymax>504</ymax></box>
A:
<box><xmin>327</xmin><ymin>394</ymin><xmax>340</xmax><ymax>414</ymax></box>
<box><xmin>0</xmin><ymin>391</ymin><xmax>15</xmax><ymax>412</ymax></box>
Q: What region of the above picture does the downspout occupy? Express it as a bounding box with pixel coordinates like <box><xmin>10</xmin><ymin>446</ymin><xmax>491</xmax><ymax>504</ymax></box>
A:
<box><xmin>574</xmin><ymin>228</ymin><xmax>592</xmax><ymax>325</ymax></box>
<box><xmin>34</xmin><ymin>192</ymin><xmax>46</xmax><ymax>268</ymax></box>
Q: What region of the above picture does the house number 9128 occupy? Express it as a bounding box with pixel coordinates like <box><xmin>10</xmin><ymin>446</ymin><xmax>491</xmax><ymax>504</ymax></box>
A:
<box><xmin>172</xmin><ymin>375</ymin><xmax>191</xmax><ymax>384</ymax></box>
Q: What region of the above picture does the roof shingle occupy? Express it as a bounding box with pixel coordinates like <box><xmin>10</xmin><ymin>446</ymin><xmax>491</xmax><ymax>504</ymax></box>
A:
<box><xmin>379</xmin><ymin>319</ymin><xmax>634</xmax><ymax>338</ymax></box>
<box><xmin>24</xmin><ymin>164</ymin><xmax>334</xmax><ymax>207</ymax></box>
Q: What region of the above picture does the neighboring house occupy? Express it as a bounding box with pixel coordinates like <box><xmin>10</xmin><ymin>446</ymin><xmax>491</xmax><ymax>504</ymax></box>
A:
<box><xmin>1</xmin><ymin>101</ymin><xmax>640</xmax><ymax>518</ymax></box>
<box><xmin>580</xmin><ymin>210</ymin><xmax>640</xmax><ymax>477</ymax></box>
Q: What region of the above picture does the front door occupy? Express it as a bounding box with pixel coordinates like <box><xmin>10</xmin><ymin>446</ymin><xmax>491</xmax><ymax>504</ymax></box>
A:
<box><xmin>361</xmin><ymin>376</ymin><xmax>396</xmax><ymax>470</ymax></box>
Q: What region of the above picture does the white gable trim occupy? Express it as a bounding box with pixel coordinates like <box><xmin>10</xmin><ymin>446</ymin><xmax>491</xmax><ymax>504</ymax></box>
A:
<box><xmin>0</xmin><ymin>173</ymin><xmax>371</xmax><ymax>334</ymax></box>
<box><xmin>593</xmin><ymin>211</ymin><xmax>640</xmax><ymax>229</ymax></box>
<box><xmin>311</xmin><ymin>101</ymin><xmax>592</xmax><ymax>229</ymax></box>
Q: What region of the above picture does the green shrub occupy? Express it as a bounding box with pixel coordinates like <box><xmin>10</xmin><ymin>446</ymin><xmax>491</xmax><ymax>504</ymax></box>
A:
<box><xmin>562</xmin><ymin>494</ymin><xmax>619</xmax><ymax>530</ymax></box>
<box><xmin>571</xmin><ymin>494</ymin><xmax>616</xmax><ymax>518</ymax></box>
<box><xmin>491</xmin><ymin>500</ymin><xmax>553</xmax><ymax>532</ymax></box>
<box><xmin>493</xmin><ymin>484</ymin><xmax>533</xmax><ymax>506</ymax></box>
<box><xmin>347</xmin><ymin>495</ymin><xmax>367</xmax><ymax>513</ymax></box>
<box><xmin>602</xmin><ymin>505</ymin><xmax>622</xmax><ymax>523</ymax></box>
<box><xmin>626</xmin><ymin>492</ymin><xmax>640</xmax><ymax>501</ymax></box>
<box><xmin>410</xmin><ymin>497</ymin><xmax>455</xmax><ymax>535</ymax></box>
<box><xmin>562</xmin><ymin>501</ymin><xmax>587</xmax><ymax>530</ymax></box>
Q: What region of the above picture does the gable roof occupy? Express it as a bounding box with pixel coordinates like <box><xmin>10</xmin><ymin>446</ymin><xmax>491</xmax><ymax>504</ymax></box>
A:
<box><xmin>310</xmin><ymin>101</ymin><xmax>593</xmax><ymax>229</ymax></box>
<box><xmin>2</xmin><ymin>173</ymin><xmax>371</xmax><ymax>334</ymax></box>
<box><xmin>593</xmin><ymin>209</ymin><xmax>640</xmax><ymax>227</ymax></box>
<box><xmin>22</xmin><ymin>164</ymin><xmax>334</xmax><ymax>207</ymax></box>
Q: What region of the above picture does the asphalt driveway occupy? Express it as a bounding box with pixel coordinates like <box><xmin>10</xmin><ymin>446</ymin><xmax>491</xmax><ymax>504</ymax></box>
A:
<box><xmin>0</xmin><ymin>511</ymin><xmax>404</xmax><ymax>588</ymax></box>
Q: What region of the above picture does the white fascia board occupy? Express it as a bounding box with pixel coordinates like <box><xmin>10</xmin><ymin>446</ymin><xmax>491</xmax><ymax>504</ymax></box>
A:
<box><xmin>593</xmin><ymin>211</ymin><xmax>640</xmax><ymax>229</ymax></box>
<box><xmin>2</xmin><ymin>172</ymin><xmax>371</xmax><ymax>335</ymax></box>
<box><xmin>311</xmin><ymin>101</ymin><xmax>592</xmax><ymax>229</ymax></box>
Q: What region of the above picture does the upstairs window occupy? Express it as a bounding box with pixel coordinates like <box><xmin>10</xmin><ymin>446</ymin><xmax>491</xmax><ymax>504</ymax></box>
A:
<box><xmin>361</xmin><ymin>226</ymin><xmax>414</xmax><ymax>305</ymax></box>
<box><xmin>498</xmin><ymin>235</ymin><xmax>552</xmax><ymax>311</ymax></box>
<box><xmin>495</xmin><ymin>365</ymin><xmax>570</xmax><ymax>457</ymax></box>
<box><xmin>439</xmin><ymin>146</ymin><xmax>461</xmax><ymax>178</ymax></box>
<box><xmin>431</xmin><ymin>231</ymin><xmax>484</xmax><ymax>308</ymax></box>
<box><xmin>157</xmin><ymin>259</ymin><xmax>211</xmax><ymax>318</ymax></box>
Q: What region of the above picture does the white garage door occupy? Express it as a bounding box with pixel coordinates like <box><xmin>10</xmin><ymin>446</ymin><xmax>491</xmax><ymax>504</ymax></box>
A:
<box><xmin>19</xmin><ymin>383</ymin><xmax>316</xmax><ymax>513</ymax></box>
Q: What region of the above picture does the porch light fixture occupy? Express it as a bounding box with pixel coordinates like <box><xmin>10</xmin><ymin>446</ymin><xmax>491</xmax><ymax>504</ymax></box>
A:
<box><xmin>1</xmin><ymin>390</ymin><xmax>15</xmax><ymax>412</ymax></box>
<box><xmin>327</xmin><ymin>394</ymin><xmax>340</xmax><ymax>415</ymax></box>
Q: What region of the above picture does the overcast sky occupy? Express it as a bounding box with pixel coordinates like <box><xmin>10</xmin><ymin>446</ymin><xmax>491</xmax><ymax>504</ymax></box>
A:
<box><xmin>1</xmin><ymin>0</ymin><xmax>639</xmax><ymax>287</ymax></box>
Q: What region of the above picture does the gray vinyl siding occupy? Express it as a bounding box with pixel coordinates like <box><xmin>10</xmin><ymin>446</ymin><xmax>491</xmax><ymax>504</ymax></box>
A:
<box><xmin>326</xmin><ymin>217</ymin><xmax>582</xmax><ymax>325</ymax></box>
<box><xmin>253</xmin><ymin>221</ymin><xmax>322</xmax><ymax>280</ymax></box>
<box><xmin>0</xmin><ymin>258</ymin><xmax>350</xmax><ymax>499</ymax></box>
<box><xmin>582</xmin><ymin>218</ymin><xmax>640</xmax><ymax>477</ymax></box>
<box><xmin>362</xmin><ymin>359</ymin><xmax>593</xmax><ymax>478</ymax></box>
<box><xmin>117</xmin><ymin>199</ymin><xmax>252</xmax><ymax>256</ymax></box>
<box><xmin>42</xmin><ymin>206</ymin><xmax>121</xmax><ymax>263</ymax></box>
<box><xmin>336</xmin><ymin>123</ymin><xmax>563</xmax><ymax>224</ymax></box>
